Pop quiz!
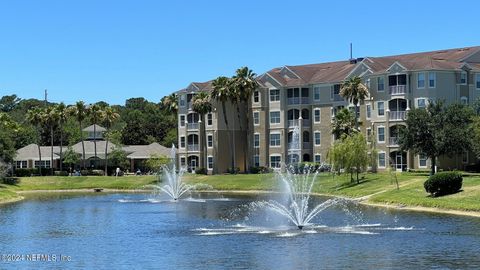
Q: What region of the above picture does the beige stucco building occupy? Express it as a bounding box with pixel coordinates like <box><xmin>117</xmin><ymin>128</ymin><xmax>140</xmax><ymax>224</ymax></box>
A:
<box><xmin>177</xmin><ymin>46</ymin><xmax>480</xmax><ymax>173</ymax></box>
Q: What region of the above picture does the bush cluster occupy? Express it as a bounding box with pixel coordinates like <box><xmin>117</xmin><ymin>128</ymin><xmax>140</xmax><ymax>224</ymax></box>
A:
<box><xmin>424</xmin><ymin>171</ymin><xmax>463</xmax><ymax>197</ymax></box>
<box><xmin>14</xmin><ymin>168</ymin><xmax>50</xmax><ymax>177</ymax></box>
<box><xmin>227</xmin><ymin>167</ymin><xmax>240</xmax><ymax>174</ymax></box>
<box><xmin>195</xmin><ymin>167</ymin><xmax>207</xmax><ymax>175</ymax></box>
<box><xmin>80</xmin><ymin>169</ymin><xmax>105</xmax><ymax>176</ymax></box>
<box><xmin>249</xmin><ymin>166</ymin><xmax>271</xmax><ymax>174</ymax></box>
<box><xmin>54</xmin><ymin>171</ymin><xmax>69</xmax><ymax>176</ymax></box>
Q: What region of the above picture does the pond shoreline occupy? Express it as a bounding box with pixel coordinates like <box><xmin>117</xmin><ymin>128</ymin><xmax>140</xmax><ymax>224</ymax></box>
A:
<box><xmin>2</xmin><ymin>188</ymin><xmax>480</xmax><ymax>218</ymax></box>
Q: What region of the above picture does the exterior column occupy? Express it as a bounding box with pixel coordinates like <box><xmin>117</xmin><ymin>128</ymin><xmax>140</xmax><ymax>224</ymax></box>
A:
<box><xmin>299</xmin><ymin>115</ymin><xmax>303</xmax><ymax>162</ymax></box>
<box><xmin>198</xmin><ymin>119</ymin><xmax>203</xmax><ymax>169</ymax></box>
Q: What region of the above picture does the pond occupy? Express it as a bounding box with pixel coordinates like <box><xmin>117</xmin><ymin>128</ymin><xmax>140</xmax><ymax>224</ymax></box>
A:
<box><xmin>0</xmin><ymin>192</ymin><xmax>479</xmax><ymax>269</ymax></box>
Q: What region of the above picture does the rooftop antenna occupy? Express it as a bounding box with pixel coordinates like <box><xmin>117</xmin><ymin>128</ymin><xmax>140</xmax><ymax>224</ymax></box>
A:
<box><xmin>350</xmin><ymin>43</ymin><xmax>353</xmax><ymax>59</ymax></box>
<box><xmin>44</xmin><ymin>89</ymin><xmax>48</xmax><ymax>106</ymax></box>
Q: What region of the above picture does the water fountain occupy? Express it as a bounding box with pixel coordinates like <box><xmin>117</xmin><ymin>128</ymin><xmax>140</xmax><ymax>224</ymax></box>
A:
<box><xmin>153</xmin><ymin>144</ymin><xmax>193</xmax><ymax>201</ymax></box>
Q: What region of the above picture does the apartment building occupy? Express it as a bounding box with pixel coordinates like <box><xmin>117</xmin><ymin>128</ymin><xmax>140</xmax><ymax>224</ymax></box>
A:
<box><xmin>177</xmin><ymin>46</ymin><xmax>480</xmax><ymax>173</ymax></box>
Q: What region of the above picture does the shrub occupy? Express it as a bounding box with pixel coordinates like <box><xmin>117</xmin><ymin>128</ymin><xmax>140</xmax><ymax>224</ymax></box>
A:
<box><xmin>91</xmin><ymin>170</ymin><xmax>105</xmax><ymax>176</ymax></box>
<box><xmin>195</xmin><ymin>167</ymin><xmax>207</xmax><ymax>175</ymax></box>
<box><xmin>15</xmin><ymin>168</ymin><xmax>34</xmax><ymax>177</ymax></box>
<box><xmin>54</xmin><ymin>171</ymin><xmax>69</xmax><ymax>176</ymax></box>
<box><xmin>424</xmin><ymin>171</ymin><xmax>463</xmax><ymax>197</ymax></box>
<box><xmin>227</xmin><ymin>167</ymin><xmax>240</xmax><ymax>174</ymax></box>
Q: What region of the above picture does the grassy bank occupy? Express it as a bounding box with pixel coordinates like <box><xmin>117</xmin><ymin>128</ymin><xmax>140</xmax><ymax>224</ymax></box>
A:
<box><xmin>184</xmin><ymin>172</ymin><xmax>480</xmax><ymax>212</ymax></box>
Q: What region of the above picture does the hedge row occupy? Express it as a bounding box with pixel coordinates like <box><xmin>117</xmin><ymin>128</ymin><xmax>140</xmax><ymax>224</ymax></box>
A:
<box><xmin>424</xmin><ymin>171</ymin><xmax>463</xmax><ymax>197</ymax></box>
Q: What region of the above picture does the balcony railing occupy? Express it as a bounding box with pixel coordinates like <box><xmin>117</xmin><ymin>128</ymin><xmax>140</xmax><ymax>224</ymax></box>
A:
<box><xmin>333</xmin><ymin>94</ymin><xmax>344</xmax><ymax>102</ymax></box>
<box><xmin>288</xmin><ymin>142</ymin><xmax>300</xmax><ymax>150</ymax></box>
<box><xmin>389</xmin><ymin>111</ymin><xmax>407</xmax><ymax>121</ymax></box>
<box><xmin>389</xmin><ymin>137</ymin><xmax>400</xmax><ymax>146</ymax></box>
<box><xmin>187</xmin><ymin>144</ymin><xmax>199</xmax><ymax>151</ymax></box>
<box><xmin>287</xmin><ymin>97</ymin><xmax>310</xmax><ymax>105</ymax></box>
<box><xmin>389</xmin><ymin>85</ymin><xmax>407</xmax><ymax>95</ymax></box>
<box><xmin>303</xmin><ymin>142</ymin><xmax>312</xmax><ymax>149</ymax></box>
<box><xmin>187</xmin><ymin>123</ymin><xmax>199</xmax><ymax>130</ymax></box>
<box><xmin>288</xmin><ymin>119</ymin><xmax>299</xmax><ymax>127</ymax></box>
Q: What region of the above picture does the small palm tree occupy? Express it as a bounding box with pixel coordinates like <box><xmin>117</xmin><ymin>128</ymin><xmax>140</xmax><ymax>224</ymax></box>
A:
<box><xmin>162</xmin><ymin>93</ymin><xmax>178</xmax><ymax>113</ymax></box>
<box><xmin>102</xmin><ymin>106</ymin><xmax>120</xmax><ymax>175</ymax></box>
<box><xmin>331</xmin><ymin>108</ymin><xmax>358</xmax><ymax>139</ymax></box>
<box><xmin>54</xmin><ymin>103</ymin><xmax>68</xmax><ymax>171</ymax></box>
<box><xmin>191</xmin><ymin>91</ymin><xmax>213</xmax><ymax>173</ymax></box>
<box><xmin>68</xmin><ymin>101</ymin><xmax>88</xmax><ymax>169</ymax></box>
<box><xmin>340</xmin><ymin>76</ymin><xmax>369</xmax><ymax>130</ymax></box>
<box><xmin>232</xmin><ymin>67</ymin><xmax>258</xmax><ymax>171</ymax></box>
<box><xmin>89</xmin><ymin>104</ymin><xmax>104</xmax><ymax>169</ymax></box>
<box><xmin>26</xmin><ymin>108</ymin><xmax>44</xmax><ymax>175</ymax></box>
<box><xmin>211</xmin><ymin>76</ymin><xmax>235</xmax><ymax>172</ymax></box>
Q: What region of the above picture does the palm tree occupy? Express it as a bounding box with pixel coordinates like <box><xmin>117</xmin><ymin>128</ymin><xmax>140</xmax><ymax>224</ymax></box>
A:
<box><xmin>102</xmin><ymin>106</ymin><xmax>120</xmax><ymax>175</ymax></box>
<box><xmin>232</xmin><ymin>67</ymin><xmax>258</xmax><ymax>172</ymax></box>
<box><xmin>42</xmin><ymin>106</ymin><xmax>59</xmax><ymax>175</ymax></box>
<box><xmin>26</xmin><ymin>108</ymin><xmax>44</xmax><ymax>175</ymax></box>
<box><xmin>54</xmin><ymin>103</ymin><xmax>68</xmax><ymax>171</ymax></box>
<box><xmin>191</xmin><ymin>91</ymin><xmax>213</xmax><ymax>173</ymax></box>
<box><xmin>68</xmin><ymin>101</ymin><xmax>88</xmax><ymax>169</ymax></box>
<box><xmin>211</xmin><ymin>76</ymin><xmax>235</xmax><ymax>172</ymax></box>
<box><xmin>340</xmin><ymin>76</ymin><xmax>370</xmax><ymax>130</ymax></box>
<box><xmin>89</xmin><ymin>104</ymin><xmax>104</xmax><ymax>169</ymax></box>
<box><xmin>162</xmin><ymin>93</ymin><xmax>178</xmax><ymax>113</ymax></box>
<box><xmin>331</xmin><ymin>108</ymin><xmax>358</xmax><ymax>139</ymax></box>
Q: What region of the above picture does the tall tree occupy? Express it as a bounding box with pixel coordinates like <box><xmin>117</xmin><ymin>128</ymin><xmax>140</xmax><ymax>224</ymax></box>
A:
<box><xmin>102</xmin><ymin>106</ymin><xmax>120</xmax><ymax>175</ymax></box>
<box><xmin>191</xmin><ymin>91</ymin><xmax>213</xmax><ymax>173</ymax></box>
<box><xmin>211</xmin><ymin>76</ymin><xmax>235</xmax><ymax>172</ymax></box>
<box><xmin>88</xmin><ymin>104</ymin><xmax>104</xmax><ymax>169</ymax></box>
<box><xmin>400</xmin><ymin>101</ymin><xmax>474</xmax><ymax>175</ymax></box>
<box><xmin>0</xmin><ymin>112</ymin><xmax>18</xmax><ymax>164</ymax></box>
<box><xmin>331</xmin><ymin>108</ymin><xmax>358</xmax><ymax>139</ymax></box>
<box><xmin>68</xmin><ymin>101</ymin><xmax>88</xmax><ymax>169</ymax></box>
<box><xmin>54</xmin><ymin>103</ymin><xmax>68</xmax><ymax>171</ymax></box>
<box><xmin>26</xmin><ymin>108</ymin><xmax>44</xmax><ymax>175</ymax></box>
<box><xmin>42</xmin><ymin>106</ymin><xmax>59</xmax><ymax>175</ymax></box>
<box><xmin>232</xmin><ymin>67</ymin><xmax>258</xmax><ymax>172</ymax></box>
<box><xmin>0</xmin><ymin>94</ymin><xmax>21</xmax><ymax>112</ymax></box>
<box><xmin>340</xmin><ymin>76</ymin><xmax>369</xmax><ymax>129</ymax></box>
<box><xmin>161</xmin><ymin>93</ymin><xmax>178</xmax><ymax>113</ymax></box>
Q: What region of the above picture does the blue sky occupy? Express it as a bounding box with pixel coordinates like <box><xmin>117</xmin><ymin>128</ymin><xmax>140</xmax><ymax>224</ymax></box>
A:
<box><xmin>1</xmin><ymin>0</ymin><xmax>479</xmax><ymax>105</ymax></box>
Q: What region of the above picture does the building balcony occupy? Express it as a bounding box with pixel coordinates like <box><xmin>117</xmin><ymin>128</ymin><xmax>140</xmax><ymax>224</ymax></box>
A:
<box><xmin>389</xmin><ymin>137</ymin><xmax>400</xmax><ymax>146</ymax></box>
<box><xmin>288</xmin><ymin>119</ymin><xmax>299</xmax><ymax>128</ymax></box>
<box><xmin>303</xmin><ymin>142</ymin><xmax>312</xmax><ymax>149</ymax></box>
<box><xmin>333</xmin><ymin>94</ymin><xmax>344</xmax><ymax>102</ymax></box>
<box><xmin>389</xmin><ymin>85</ymin><xmax>407</xmax><ymax>95</ymax></box>
<box><xmin>288</xmin><ymin>142</ymin><xmax>300</xmax><ymax>150</ymax></box>
<box><xmin>389</xmin><ymin>111</ymin><xmax>407</xmax><ymax>121</ymax></box>
<box><xmin>287</xmin><ymin>97</ymin><xmax>310</xmax><ymax>105</ymax></box>
<box><xmin>187</xmin><ymin>123</ymin><xmax>199</xmax><ymax>130</ymax></box>
<box><xmin>187</xmin><ymin>144</ymin><xmax>199</xmax><ymax>152</ymax></box>
<box><xmin>302</xmin><ymin>119</ymin><xmax>311</xmax><ymax>127</ymax></box>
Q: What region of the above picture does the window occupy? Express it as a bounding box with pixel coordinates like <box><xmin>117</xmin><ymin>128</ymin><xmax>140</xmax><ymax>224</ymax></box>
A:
<box><xmin>331</xmin><ymin>84</ymin><xmax>341</xmax><ymax>100</ymax></box>
<box><xmin>15</xmin><ymin>161</ymin><xmax>27</xmax><ymax>168</ymax></box>
<box><xmin>462</xmin><ymin>151</ymin><xmax>469</xmax><ymax>164</ymax></box>
<box><xmin>254</xmin><ymin>134</ymin><xmax>260</xmax><ymax>148</ymax></box>
<box><xmin>366</xmin><ymin>128</ymin><xmax>372</xmax><ymax>142</ymax></box>
<box><xmin>180</xmin><ymin>115</ymin><xmax>185</xmax><ymax>127</ymax></box>
<box><xmin>460</xmin><ymin>71</ymin><xmax>467</xmax><ymax>85</ymax></box>
<box><xmin>180</xmin><ymin>136</ymin><xmax>185</xmax><ymax>148</ymax></box>
<box><xmin>417</xmin><ymin>98</ymin><xmax>426</xmax><ymax>109</ymax></box>
<box><xmin>377</xmin><ymin>101</ymin><xmax>385</xmax><ymax>116</ymax></box>
<box><xmin>253</xmin><ymin>91</ymin><xmax>260</xmax><ymax>103</ymax></box>
<box><xmin>314</xmin><ymin>109</ymin><xmax>321</xmax><ymax>123</ymax></box>
<box><xmin>366</xmin><ymin>104</ymin><xmax>371</xmax><ymax>119</ymax></box>
<box><xmin>180</xmin><ymin>157</ymin><xmax>186</xmax><ymax>166</ymax></box>
<box><xmin>207</xmin><ymin>135</ymin><xmax>213</xmax><ymax>148</ymax></box>
<box><xmin>419</xmin><ymin>154</ymin><xmax>427</xmax><ymax>168</ymax></box>
<box><xmin>270</xmin><ymin>111</ymin><xmax>280</xmax><ymax>124</ymax></box>
<box><xmin>253</xmin><ymin>112</ymin><xmax>260</xmax><ymax>125</ymax></box>
<box><xmin>377</xmin><ymin>126</ymin><xmax>385</xmax><ymax>143</ymax></box>
<box><xmin>207</xmin><ymin>156</ymin><xmax>213</xmax><ymax>170</ymax></box>
<box><xmin>377</xmin><ymin>77</ymin><xmax>385</xmax><ymax>92</ymax></box>
<box><xmin>476</xmin><ymin>74</ymin><xmax>480</xmax><ymax>89</ymax></box>
<box><xmin>428</xmin><ymin>72</ymin><xmax>436</xmax><ymax>88</ymax></box>
<box><xmin>270</xmin><ymin>89</ymin><xmax>280</xmax><ymax>102</ymax></box>
<box><xmin>417</xmin><ymin>73</ymin><xmax>425</xmax><ymax>88</ymax></box>
<box><xmin>314</xmin><ymin>154</ymin><xmax>321</xmax><ymax>163</ymax></box>
<box><xmin>270</xmin><ymin>155</ymin><xmax>281</xmax><ymax>168</ymax></box>
<box><xmin>270</xmin><ymin>133</ymin><xmax>281</xmax><ymax>147</ymax></box>
<box><xmin>378</xmin><ymin>152</ymin><xmax>386</xmax><ymax>168</ymax></box>
<box><xmin>314</xmin><ymin>131</ymin><xmax>321</xmax><ymax>145</ymax></box>
<box><xmin>34</xmin><ymin>160</ymin><xmax>51</xmax><ymax>168</ymax></box>
<box><xmin>207</xmin><ymin>113</ymin><xmax>213</xmax><ymax>126</ymax></box>
<box><xmin>314</xmin><ymin>87</ymin><xmax>321</xmax><ymax>101</ymax></box>
<box><xmin>180</xmin><ymin>95</ymin><xmax>186</xmax><ymax>107</ymax></box>
<box><xmin>253</xmin><ymin>155</ymin><xmax>260</xmax><ymax>167</ymax></box>
<box><xmin>461</xmin><ymin>96</ymin><xmax>468</xmax><ymax>105</ymax></box>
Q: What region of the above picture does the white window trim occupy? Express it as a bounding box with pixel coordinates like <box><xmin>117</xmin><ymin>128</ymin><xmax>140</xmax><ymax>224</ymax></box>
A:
<box><xmin>377</xmin><ymin>77</ymin><xmax>385</xmax><ymax>92</ymax></box>
<box><xmin>428</xmin><ymin>72</ymin><xmax>436</xmax><ymax>88</ymax></box>
<box><xmin>253</xmin><ymin>91</ymin><xmax>260</xmax><ymax>103</ymax></box>
<box><xmin>417</xmin><ymin>72</ymin><xmax>426</xmax><ymax>89</ymax></box>
<box><xmin>377</xmin><ymin>125</ymin><xmax>385</xmax><ymax>143</ymax></box>
<box><xmin>314</xmin><ymin>153</ymin><xmax>322</xmax><ymax>163</ymax></box>
<box><xmin>269</xmin><ymin>132</ymin><xmax>281</xmax><ymax>148</ymax></box>
<box><xmin>269</xmin><ymin>111</ymin><xmax>281</xmax><ymax>125</ymax></box>
<box><xmin>269</xmin><ymin>89</ymin><xmax>280</xmax><ymax>102</ymax></box>
<box><xmin>253</xmin><ymin>111</ymin><xmax>260</xmax><ymax>126</ymax></box>
<box><xmin>207</xmin><ymin>134</ymin><xmax>213</xmax><ymax>148</ymax></box>
<box><xmin>414</xmin><ymin>97</ymin><xmax>428</xmax><ymax>109</ymax></box>
<box><xmin>476</xmin><ymin>74</ymin><xmax>480</xmax><ymax>90</ymax></box>
<box><xmin>314</xmin><ymin>131</ymin><xmax>321</xmax><ymax>146</ymax></box>
<box><xmin>207</xmin><ymin>155</ymin><xmax>214</xmax><ymax>170</ymax></box>
<box><xmin>313</xmin><ymin>108</ymin><xmax>321</xmax><ymax>123</ymax></box>
<box><xmin>366</xmin><ymin>127</ymin><xmax>372</xmax><ymax>142</ymax></box>
<box><xmin>313</xmin><ymin>87</ymin><xmax>321</xmax><ymax>101</ymax></box>
<box><xmin>179</xmin><ymin>95</ymin><xmax>186</xmax><ymax>107</ymax></box>
<box><xmin>378</xmin><ymin>151</ymin><xmax>386</xmax><ymax>168</ymax></box>
<box><xmin>269</xmin><ymin>154</ymin><xmax>282</xmax><ymax>168</ymax></box>
<box><xmin>253</xmin><ymin>133</ymin><xmax>260</xmax><ymax>148</ymax></box>
<box><xmin>460</xmin><ymin>96</ymin><xmax>468</xmax><ymax>105</ymax></box>
<box><xmin>366</xmin><ymin>103</ymin><xmax>372</xmax><ymax>120</ymax></box>
<box><xmin>179</xmin><ymin>114</ymin><xmax>186</xmax><ymax>127</ymax></box>
<box><xmin>377</xmin><ymin>101</ymin><xmax>385</xmax><ymax>117</ymax></box>
<box><xmin>460</xmin><ymin>71</ymin><xmax>467</xmax><ymax>85</ymax></box>
<box><xmin>180</xmin><ymin>156</ymin><xmax>186</xmax><ymax>166</ymax></box>
<box><xmin>418</xmin><ymin>154</ymin><xmax>428</xmax><ymax>169</ymax></box>
<box><xmin>180</xmin><ymin>136</ymin><xmax>186</xmax><ymax>148</ymax></box>
<box><xmin>206</xmin><ymin>113</ymin><xmax>213</xmax><ymax>126</ymax></box>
